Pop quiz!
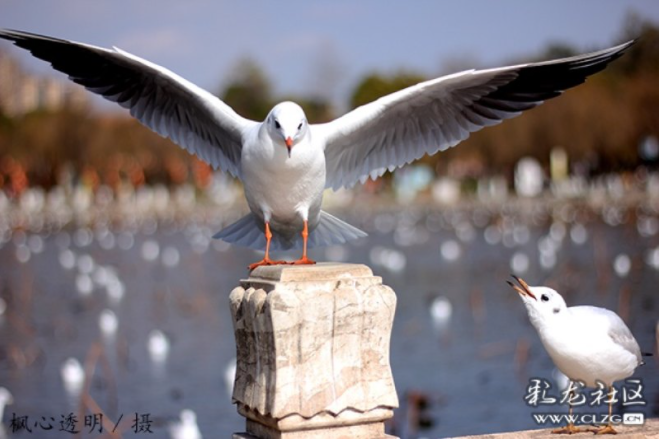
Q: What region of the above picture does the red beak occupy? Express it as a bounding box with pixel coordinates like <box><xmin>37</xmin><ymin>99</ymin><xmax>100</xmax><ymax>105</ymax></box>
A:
<box><xmin>507</xmin><ymin>275</ymin><xmax>537</xmax><ymax>300</ymax></box>
<box><xmin>285</xmin><ymin>137</ymin><xmax>293</xmax><ymax>158</ymax></box>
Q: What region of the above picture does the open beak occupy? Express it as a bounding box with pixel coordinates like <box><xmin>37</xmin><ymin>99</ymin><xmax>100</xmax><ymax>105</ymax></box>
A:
<box><xmin>285</xmin><ymin>137</ymin><xmax>293</xmax><ymax>158</ymax></box>
<box><xmin>507</xmin><ymin>275</ymin><xmax>536</xmax><ymax>300</ymax></box>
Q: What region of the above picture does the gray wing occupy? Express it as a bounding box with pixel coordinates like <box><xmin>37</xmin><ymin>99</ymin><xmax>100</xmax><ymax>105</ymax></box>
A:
<box><xmin>572</xmin><ymin>306</ymin><xmax>642</xmax><ymax>364</ymax></box>
<box><xmin>0</xmin><ymin>29</ymin><xmax>257</xmax><ymax>179</ymax></box>
<box><xmin>317</xmin><ymin>41</ymin><xmax>633</xmax><ymax>190</ymax></box>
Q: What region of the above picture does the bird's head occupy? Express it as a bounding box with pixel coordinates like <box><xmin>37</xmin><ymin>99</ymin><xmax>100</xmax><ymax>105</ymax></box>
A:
<box><xmin>507</xmin><ymin>275</ymin><xmax>567</xmax><ymax>328</ymax></box>
<box><xmin>267</xmin><ymin>101</ymin><xmax>308</xmax><ymax>158</ymax></box>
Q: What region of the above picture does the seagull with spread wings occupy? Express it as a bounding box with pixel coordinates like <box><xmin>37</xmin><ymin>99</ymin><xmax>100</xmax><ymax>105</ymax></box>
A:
<box><xmin>0</xmin><ymin>29</ymin><xmax>633</xmax><ymax>270</ymax></box>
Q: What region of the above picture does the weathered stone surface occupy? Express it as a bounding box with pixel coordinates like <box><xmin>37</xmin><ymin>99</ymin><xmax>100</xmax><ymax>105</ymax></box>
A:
<box><xmin>229</xmin><ymin>263</ymin><xmax>398</xmax><ymax>439</ymax></box>
<box><xmin>241</xmin><ymin>419</ymin><xmax>390</xmax><ymax>439</ymax></box>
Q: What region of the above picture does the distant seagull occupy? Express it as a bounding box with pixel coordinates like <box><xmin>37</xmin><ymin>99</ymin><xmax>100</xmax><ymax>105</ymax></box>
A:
<box><xmin>0</xmin><ymin>29</ymin><xmax>633</xmax><ymax>269</ymax></box>
<box><xmin>508</xmin><ymin>276</ymin><xmax>644</xmax><ymax>435</ymax></box>
<box><xmin>60</xmin><ymin>357</ymin><xmax>85</xmax><ymax>395</ymax></box>
<box><xmin>224</xmin><ymin>358</ymin><xmax>237</xmax><ymax>399</ymax></box>
<box><xmin>169</xmin><ymin>409</ymin><xmax>202</xmax><ymax>440</ymax></box>
<box><xmin>429</xmin><ymin>295</ymin><xmax>453</xmax><ymax>333</ymax></box>
<box><xmin>148</xmin><ymin>330</ymin><xmax>170</xmax><ymax>363</ymax></box>
<box><xmin>0</xmin><ymin>387</ymin><xmax>13</xmax><ymax>439</ymax></box>
<box><xmin>98</xmin><ymin>309</ymin><xmax>119</xmax><ymax>338</ymax></box>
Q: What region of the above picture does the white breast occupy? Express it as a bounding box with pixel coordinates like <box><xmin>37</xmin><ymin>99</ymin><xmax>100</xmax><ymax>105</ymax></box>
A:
<box><xmin>241</xmin><ymin>128</ymin><xmax>325</xmax><ymax>226</ymax></box>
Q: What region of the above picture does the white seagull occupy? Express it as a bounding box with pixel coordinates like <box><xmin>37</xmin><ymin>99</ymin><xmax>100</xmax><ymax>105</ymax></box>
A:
<box><xmin>147</xmin><ymin>329</ymin><xmax>170</xmax><ymax>363</ymax></box>
<box><xmin>169</xmin><ymin>409</ymin><xmax>202</xmax><ymax>440</ymax></box>
<box><xmin>508</xmin><ymin>276</ymin><xmax>645</xmax><ymax>435</ymax></box>
<box><xmin>0</xmin><ymin>387</ymin><xmax>13</xmax><ymax>439</ymax></box>
<box><xmin>0</xmin><ymin>29</ymin><xmax>633</xmax><ymax>269</ymax></box>
<box><xmin>60</xmin><ymin>357</ymin><xmax>85</xmax><ymax>396</ymax></box>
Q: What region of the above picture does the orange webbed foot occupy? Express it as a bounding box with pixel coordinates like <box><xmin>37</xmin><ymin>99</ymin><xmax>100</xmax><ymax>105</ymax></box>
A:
<box><xmin>589</xmin><ymin>424</ymin><xmax>618</xmax><ymax>435</ymax></box>
<box><xmin>291</xmin><ymin>256</ymin><xmax>316</xmax><ymax>265</ymax></box>
<box><xmin>551</xmin><ymin>424</ymin><xmax>585</xmax><ymax>435</ymax></box>
<box><xmin>248</xmin><ymin>258</ymin><xmax>289</xmax><ymax>271</ymax></box>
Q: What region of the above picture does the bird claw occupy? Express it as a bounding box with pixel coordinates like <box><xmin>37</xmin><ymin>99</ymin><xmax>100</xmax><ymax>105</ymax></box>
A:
<box><xmin>291</xmin><ymin>256</ymin><xmax>316</xmax><ymax>265</ymax></box>
<box><xmin>588</xmin><ymin>425</ymin><xmax>618</xmax><ymax>435</ymax></box>
<box><xmin>248</xmin><ymin>256</ymin><xmax>315</xmax><ymax>271</ymax></box>
<box><xmin>551</xmin><ymin>424</ymin><xmax>586</xmax><ymax>435</ymax></box>
<box><xmin>248</xmin><ymin>258</ymin><xmax>289</xmax><ymax>271</ymax></box>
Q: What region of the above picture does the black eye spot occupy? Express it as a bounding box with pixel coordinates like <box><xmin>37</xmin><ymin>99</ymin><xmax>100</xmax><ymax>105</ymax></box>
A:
<box><xmin>274</xmin><ymin>120</ymin><xmax>281</xmax><ymax>129</ymax></box>
<box><xmin>541</xmin><ymin>294</ymin><xmax>549</xmax><ymax>302</ymax></box>
<box><xmin>298</xmin><ymin>122</ymin><xmax>303</xmax><ymax>130</ymax></box>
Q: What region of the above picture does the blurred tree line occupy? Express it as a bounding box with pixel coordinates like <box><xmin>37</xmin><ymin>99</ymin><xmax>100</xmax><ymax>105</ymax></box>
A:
<box><xmin>0</xmin><ymin>18</ymin><xmax>656</xmax><ymax>195</ymax></box>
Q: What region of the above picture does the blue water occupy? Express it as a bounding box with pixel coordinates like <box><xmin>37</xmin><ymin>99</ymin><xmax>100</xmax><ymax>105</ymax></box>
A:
<box><xmin>0</xmin><ymin>202</ymin><xmax>657</xmax><ymax>438</ymax></box>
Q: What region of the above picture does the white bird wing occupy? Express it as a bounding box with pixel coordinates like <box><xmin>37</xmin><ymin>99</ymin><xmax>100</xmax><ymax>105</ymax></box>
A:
<box><xmin>318</xmin><ymin>41</ymin><xmax>634</xmax><ymax>190</ymax></box>
<box><xmin>0</xmin><ymin>29</ymin><xmax>257</xmax><ymax>179</ymax></box>
<box><xmin>571</xmin><ymin>306</ymin><xmax>642</xmax><ymax>363</ymax></box>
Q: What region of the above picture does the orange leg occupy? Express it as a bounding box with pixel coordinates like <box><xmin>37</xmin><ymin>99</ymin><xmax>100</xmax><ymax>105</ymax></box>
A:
<box><xmin>589</xmin><ymin>387</ymin><xmax>618</xmax><ymax>435</ymax></box>
<box><xmin>291</xmin><ymin>220</ymin><xmax>316</xmax><ymax>265</ymax></box>
<box><xmin>248</xmin><ymin>222</ymin><xmax>288</xmax><ymax>271</ymax></box>
<box><xmin>551</xmin><ymin>390</ymin><xmax>586</xmax><ymax>434</ymax></box>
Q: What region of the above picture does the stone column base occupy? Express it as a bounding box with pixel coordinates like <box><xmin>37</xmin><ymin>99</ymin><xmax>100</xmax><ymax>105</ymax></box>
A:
<box><xmin>233</xmin><ymin>420</ymin><xmax>396</xmax><ymax>439</ymax></box>
<box><xmin>233</xmin><ymin>405</ymin><xmax>396</xmax><ymax>439</ymax></box>
<box><xmin>229</xmin><ymin>263</ymin><xmax>399</xmax><ymax>439</ymax></box>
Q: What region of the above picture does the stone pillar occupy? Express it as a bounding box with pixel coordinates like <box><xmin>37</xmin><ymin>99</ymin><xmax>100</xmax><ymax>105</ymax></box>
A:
<box><xmin>229</xmin><ymin>263</ymin><xmax>398</xmax><ymax>439</ymax></box>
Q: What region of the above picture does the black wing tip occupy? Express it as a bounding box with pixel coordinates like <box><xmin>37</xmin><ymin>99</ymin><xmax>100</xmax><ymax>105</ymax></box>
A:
<box><xmin>582</xmin><ymin>39</ymin><xmax>636</xmax><ymax>65</ymax></box>
<box><xmin>0</xmin><ymin>28</ymin><xmax>77</xmax><ymax>47</ymax></box>
<box><xmin>600</xmin><ymin>39</ymin><xmax>636</xmax><ymax>61</ymax></box>
<box><xmin>0</xmin><ymin>28</ymin><xmax>22</xmax><ymax>41</ymax></box>
<box><xmin>607</xmin><ymin>39</ymin><xmax>635</xmax><ymax>52</ymax></box>
<box><xmin>578</xmin><ymin>40</ymin><xmax>633</xmax><ymax>67</ymax></box>
<box><xmin>527</xmin><ymin>39</ymin><xmax>636</xmax><ymax>69</ymax></box>
<box><xmin>0</xmin><ymin>28</ymin><xmax>42</xmax><ymax>40</ymax></box>
<box><xmin>618</xmin><ymin>39</ymin><xmax>637</xmax><ymax>50</ymax></box>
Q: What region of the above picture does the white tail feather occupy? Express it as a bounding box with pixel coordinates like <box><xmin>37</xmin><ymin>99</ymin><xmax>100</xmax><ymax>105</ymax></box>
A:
<box><xmin>213</xmin><ymin>211</ymin><xmax>367</xmax><ymax>251</ymax></box>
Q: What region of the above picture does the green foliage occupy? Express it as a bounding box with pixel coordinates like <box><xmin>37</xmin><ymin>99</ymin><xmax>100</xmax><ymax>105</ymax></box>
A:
<box><xmin>350</xmin><ymin>72</ymin><xmax>427</xmax><ymax>109</ymax></box>
<box><xmin>220</xmin><ymin>58</ymin><xmax>274</xmax><ymax>121</ymax></box>
<box><xmin>220</xmin><ymin>59</ymin><xmax>335</xmax><ymax>123</ymax></box>
<box><xmin>611</xmin><ymin>25</ymin><xmax>659</xmax><ymax>76</ymax></box>
<box><xmin>536</xmin><ymin>43</ymin><xmax>578</xmax><ymax>61</ymax></box>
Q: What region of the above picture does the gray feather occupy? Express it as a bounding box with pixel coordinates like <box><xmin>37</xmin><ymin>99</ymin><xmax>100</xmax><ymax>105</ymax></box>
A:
<box><xmin>318</xmin><ymin>41</ymin><xmax>634</xmax><ymax>190</ymax></box>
